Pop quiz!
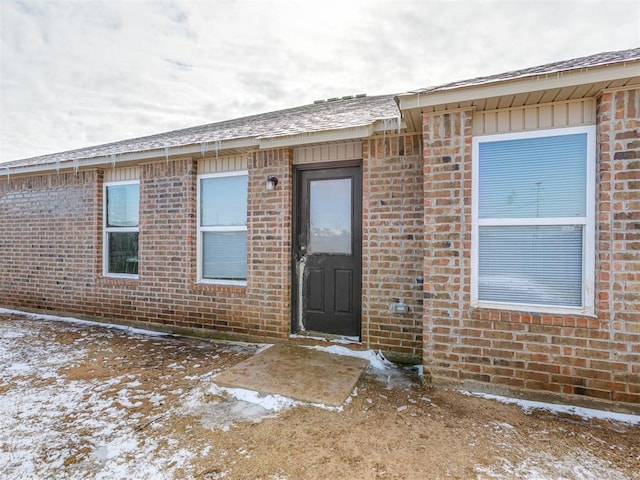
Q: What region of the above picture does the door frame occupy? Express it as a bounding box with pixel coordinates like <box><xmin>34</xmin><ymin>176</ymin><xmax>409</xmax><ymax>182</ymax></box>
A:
<box><xmin>291</xmin><ymin>160</ymin><xmax>363</xmax><ymax>338</ymax></box>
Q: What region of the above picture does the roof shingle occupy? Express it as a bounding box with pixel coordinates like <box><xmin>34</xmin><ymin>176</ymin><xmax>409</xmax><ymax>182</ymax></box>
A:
<box><xmin>406</xmin><ymin>47</ymin><xmax>640</xmax><ymax>95</ymax></box>
<box><xmin>3</xmin><ymin>94</ymin><xmax>399</xmax><ymax>170</ymax></box>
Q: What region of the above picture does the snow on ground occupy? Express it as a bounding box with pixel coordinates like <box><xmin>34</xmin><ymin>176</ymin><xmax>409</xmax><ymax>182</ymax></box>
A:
<box><xmin>0</xmin><ymin>307</ymin><xmax>169</xmax><ymax>337</ymax></box>
<box><xmin>462</xmin><ymin>391</ymin><xmax>640</xmax><ymax>479</ymax></box>
<box><xmin>1</xmin><ymin>310</ymin><xmax>637</xmax><ymax>480</ymax></box>
<box><xmin>0</xmin><ymin>313</ymin><xmax>264</xmax><ymax>480</ymax></box>
<box><xmin>463</xmin><ymin>391</ymin><xmax>640</xmax><ymax>426</ymax></box>
<box><xmin>472</xmin><ymin>419</ymin><xmax>633</xmax><ymax>480</ymax></box>
<box><xmin>475</xmin><ymin>449</ymin><xmax>631</xmax><ymax>480</ymax></box>
<box><xmin>0</xmin><ymin>321</ymin><xmax>171</xmax><ymax>478</ymax></box>
<box><xmin>206</xmin><ymin>383</ymin><xmax>348</xmax><ymax>415</ymax></box>
<box><xmin>309</xmin><ymin>344</ymin><xmax>419</xmax><ymax>390</ymax></box>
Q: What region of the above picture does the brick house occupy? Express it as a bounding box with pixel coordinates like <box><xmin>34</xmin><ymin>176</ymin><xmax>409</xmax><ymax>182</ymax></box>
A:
<box><xmin>1</xmin><ymin>48</ymin><xmax>639</xmax><ymax>407</ymax></box>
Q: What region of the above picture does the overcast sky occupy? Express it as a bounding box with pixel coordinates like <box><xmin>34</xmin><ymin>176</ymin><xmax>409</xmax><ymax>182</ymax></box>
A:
<box><xmin>1</xmin><ymin>0</ymin><xmax>638</xmax><ymax>163</ymax></box>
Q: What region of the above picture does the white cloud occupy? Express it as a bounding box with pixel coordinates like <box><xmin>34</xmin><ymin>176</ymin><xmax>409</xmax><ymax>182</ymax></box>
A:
<box><xmin>1</xmin><ymin>0</ymin><xmax>638</xmax><ymax>162</ymax></box>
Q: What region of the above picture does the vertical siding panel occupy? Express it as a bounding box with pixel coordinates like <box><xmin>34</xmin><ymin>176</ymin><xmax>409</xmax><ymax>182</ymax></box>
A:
<box><xmin>198</xmin><ymin>155</ymin><xmax>248</xmax><ymax>174</ymax></box>
<box><xmin>104</xmin><ymin>167</ymin><xmax>140</xmax><ymax>182</ymax></box>
<box><xmin>538</xmin><ymin>105</ymin><xmax>553</xmax><ymax>128</ymax></box>
<box><xmin>347</xmin><ymin>142</ymin><xmax>355</xmax><ymax>159</ymax></box>
<box><xmin>472</xmin><ymin>112</ymin><xmax>484</xmax><ymax>135</ymax></box>
<box><xmin>292</xmin><ymin>142</ymin><xmax>362</xmax><ymax>164</ymax></box>
<box><xmin>511</xmin><ymin>108</ymin><xmax>524</xmax><ymax>131</ymax></box>
<box><xmin>553</xmin><ymin>103</ymin><xmax>568</xmax><ymax>127</ymax></box>
<box><xmin>497</xmin><ymin>111</ymin><xmax>510</xmax><ymax>132</ymax></box>
<box><xmin>472</xmin><ymin>99</ymin><xmax>595</xmax><ymax>137</ymax></box>
<box><xmin>568</xmin><ymin>101</ymin><xmax>583</xmax><ymax>124</ymax></box>
<box><xmin>484</xmin><ymin>112</ymin><xmax>497</xmax><ymax>133</ymax></box>
<box><xmin>524</xmin><ymin>106</ymin><xmax>538</xmax><ymax>130</ymax></box>
<box><xmin>584</xmin><ymin>99</ymin><xmax>596</xmax><ymax>124</ymax></box>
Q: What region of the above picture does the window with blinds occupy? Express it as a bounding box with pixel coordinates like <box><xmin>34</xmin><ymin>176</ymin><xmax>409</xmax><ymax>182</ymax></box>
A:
<box><xmin>197</xmin><ymin>171</ymin><xmax>248</xmax><ymax>284</ymax></box>
<box><xmin>471</xmin><ymin>126</ymin><xmax>595</xmax><ymax>313</ymax></box>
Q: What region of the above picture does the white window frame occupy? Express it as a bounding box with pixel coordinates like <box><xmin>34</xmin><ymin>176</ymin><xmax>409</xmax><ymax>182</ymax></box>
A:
<box><xmin>471</xmin><ymin>125</ymin><xmax>596</xmax><ymax>316</ymax></box>
<box><xmin>103</xmin><ymin>180</ymin><xmax>140</xmax><ymax>279</ymax></box>
<box><xmin>197</xmin><ymin>170</ymin><xmax>248</xmax><ymax>286</ymax></box>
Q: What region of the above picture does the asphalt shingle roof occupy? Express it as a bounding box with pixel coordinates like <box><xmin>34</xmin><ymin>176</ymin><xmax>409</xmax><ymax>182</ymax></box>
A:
<box><xmin>3</xmin><ymin>94</ymin><xmax>399</xmax><ymax>170</ymax></box>
<box><xmin>406</xmin><ymin>47</ymin><xmax>640</xmax><ymax>95</ymax></box>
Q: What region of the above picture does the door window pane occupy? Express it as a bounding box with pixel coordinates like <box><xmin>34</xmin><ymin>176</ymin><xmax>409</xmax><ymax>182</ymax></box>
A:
<box><xmin>478</xmin><ymin>225</ymin><xmax>583</xmax><ymax>306</ymax></box>
<box><xmin>107</xmin><ymin>184</ymin><xmax>139</xmax><ymax>227</ymax></box>
<box><xmin>201</xmin><ymin>176</ymin><xmax>247</xmax><ymax>226</ymax></box>
<box><xmin>202</xmin><ymin>231</ymin><xmax>247</xmax><ymax>280</ymax></box>
<box><xmin>108</xmin><ymin>232</ymin><xmax>139</xmax><ymax>275</ymax></box>
<box><xmin>309</xmin><ymin>178</ymin><xmax>352</xmax><ymax>254</ymax></box>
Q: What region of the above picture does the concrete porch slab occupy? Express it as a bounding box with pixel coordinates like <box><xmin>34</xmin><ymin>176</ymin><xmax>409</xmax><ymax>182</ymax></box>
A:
<box><xmin>212</xmin><ymin>343</ymin><xmax>369</xmax><ymax>407</ymax></box>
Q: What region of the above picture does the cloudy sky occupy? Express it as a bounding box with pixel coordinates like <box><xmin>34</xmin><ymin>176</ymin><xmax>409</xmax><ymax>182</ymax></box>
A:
<box><xmin>0</xmin><ymin>0</ymin><xmax>638</xmax><ymax>163</ymax></box>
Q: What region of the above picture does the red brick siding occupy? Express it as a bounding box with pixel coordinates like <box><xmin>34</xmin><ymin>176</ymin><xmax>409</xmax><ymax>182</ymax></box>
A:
<box><xmin>245</xmin><ymin>149</ymin><xmax>293</xmax><ymax>338</ymax></box>
<box><xmin>0</xmin><ymin>152</ymin><xmax>293</xmax><ymax>341</ymax></box>
<box><xmin>422</xmin><ymin>110</ymin><xmax>474</xmax><ymax>382</ymax></box>
<box><xmin>363</xmin><ymin>135</ymin><xmax>424</xmax><ymax>359</ymax></box>
<box><xmin>0</xmin><ymin>171</ymin><xmax>101</xmax><ymax>313</ymax></box>
<box><xmin>597</xmin><ymin>88</ymin><xmax>640</xmax><ymax>402</ymax></box>
<box><xmin>422</xmin><ymin>91</ymin><xmax>640</xmax><ymax>404</ymax></box>
<box><xmin>1</xmin><ymin>140</ymin><xmax>429</xmax><ymax>358</ymax></box>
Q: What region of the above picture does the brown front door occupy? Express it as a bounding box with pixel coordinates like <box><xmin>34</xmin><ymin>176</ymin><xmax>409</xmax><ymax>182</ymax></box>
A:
<box><xmin>293</xmin><ymin>164</ymin><xmax>362</xmax><ymax>337</ymax></box>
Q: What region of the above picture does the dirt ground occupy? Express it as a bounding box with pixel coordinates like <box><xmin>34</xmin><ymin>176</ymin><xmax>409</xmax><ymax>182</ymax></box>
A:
<box><xmin>0</xmin><ymin>312</ymin><xmax>639</xmax><ymax>480</ymax></box>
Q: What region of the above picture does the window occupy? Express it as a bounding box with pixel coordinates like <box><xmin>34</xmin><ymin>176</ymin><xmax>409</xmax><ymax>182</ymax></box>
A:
<box><xmin>197</xmin><ymin>171</ymin><xmax>248</xmax><ymax>284</ymax></box>
<box><xmin>104</xmin><ymin>181</ymin><xmax>139</xmax><ymax>277</ymax></box>
<box><xmin>471</xmin><ymin>126</ymin><xmax>595</xmax><ymax>314</ymax></box>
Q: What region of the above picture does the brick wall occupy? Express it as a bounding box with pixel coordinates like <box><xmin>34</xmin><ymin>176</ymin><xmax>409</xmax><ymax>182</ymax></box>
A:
<box><xmin>1</xmin><ymin>140</ymin><xmax>430</xmax><ymax>358</ymax></box>
<box><xmin>0</xmin><ymin>151</ymin><xmax>293</xmax><ymax>342</ymax></box>
<box><xmin>597</xmin><ymin>87</ymin><xmax>640</xmax><ymax>402</ymax></box>
<box><xmin>363</xmin><ymin>134</ymin><xmax>424</xmax><ymax>360</ymax></box>
<box><xmin>422</xmin><ymin>110</ymin><xmax>474</xmax><ymax>383</ymax></box>
<box><xmin>0</xmin><ymin>171</ymin><xmax>100</xmax><ymax>315</ymax></box>
<box><xmin>245</xmin><ymin>149</ymin><xmax>293</xmax><ymax>338</ymax></box>
<box><xmin>422</xmin><ymin>92</ymin><xmax>640</xmax><ymax>404</ymax></box>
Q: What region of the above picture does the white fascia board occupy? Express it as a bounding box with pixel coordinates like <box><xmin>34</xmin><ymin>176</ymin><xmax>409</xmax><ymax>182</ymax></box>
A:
<box><xmin>3</xmin><ymin>137</ymin><xmax>259</xmax><ymax>176</ymax></box>
<box><xmin>258</xmin><ymin>124</ymin><xmax>375</xmax><ymax>149</ymax></box>
<box><xmin>398</xmin><ymin>63</ymin><xmax>640</xmax><ymax>111</ymax></box>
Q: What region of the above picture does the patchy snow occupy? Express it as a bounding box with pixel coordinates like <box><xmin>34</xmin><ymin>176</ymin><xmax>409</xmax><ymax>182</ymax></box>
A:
<box><xmin>0</xmin><ymin>324</ymin><xmax>173</xmax><ymax>478</ymax></box>
<box><xmin>289</xmin><ymin>333</ymin><xmax>360</xmax><ymax>344</ymax></box>
<box><xmin>206</xmin><ymin>383</ymin><xmax>347</xmax><ymax>416</ymax></box>
<box><xmin>1</xmin><ymin>310</ymin><xmax>636</xmax><ymax>479</ymax></box>
<box><xmin>308</xmin><ymin>345</ymin><xmax>392</xmax><ymax>370</ymax></box>
<box><xmin>464</xmin><ymin>391</ymin><xmax>640</xmax><ymax>425</ymax></box>
<box><xmin>308</xmin><ymin>345</ymin><xmax>419</xmax><ymax>390</ymax></box>
<box><xmin>475</xmin><ymin>449</ymin><xmax>630</xmax><ymax>480</ymax></box>
<box><xmin>209</xmin><ymin>384</ymin><xmax>299</xmax><ymax>411</ymax></box>
<box><xmin>0</xmin><ymin>307</ymin><xmax>168</xmax><ymax>338</ymax></box>
<box><xmin>0</xmin><ymin>312</ymin><xmax>263</xmax><ymax>479</ymax></box>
